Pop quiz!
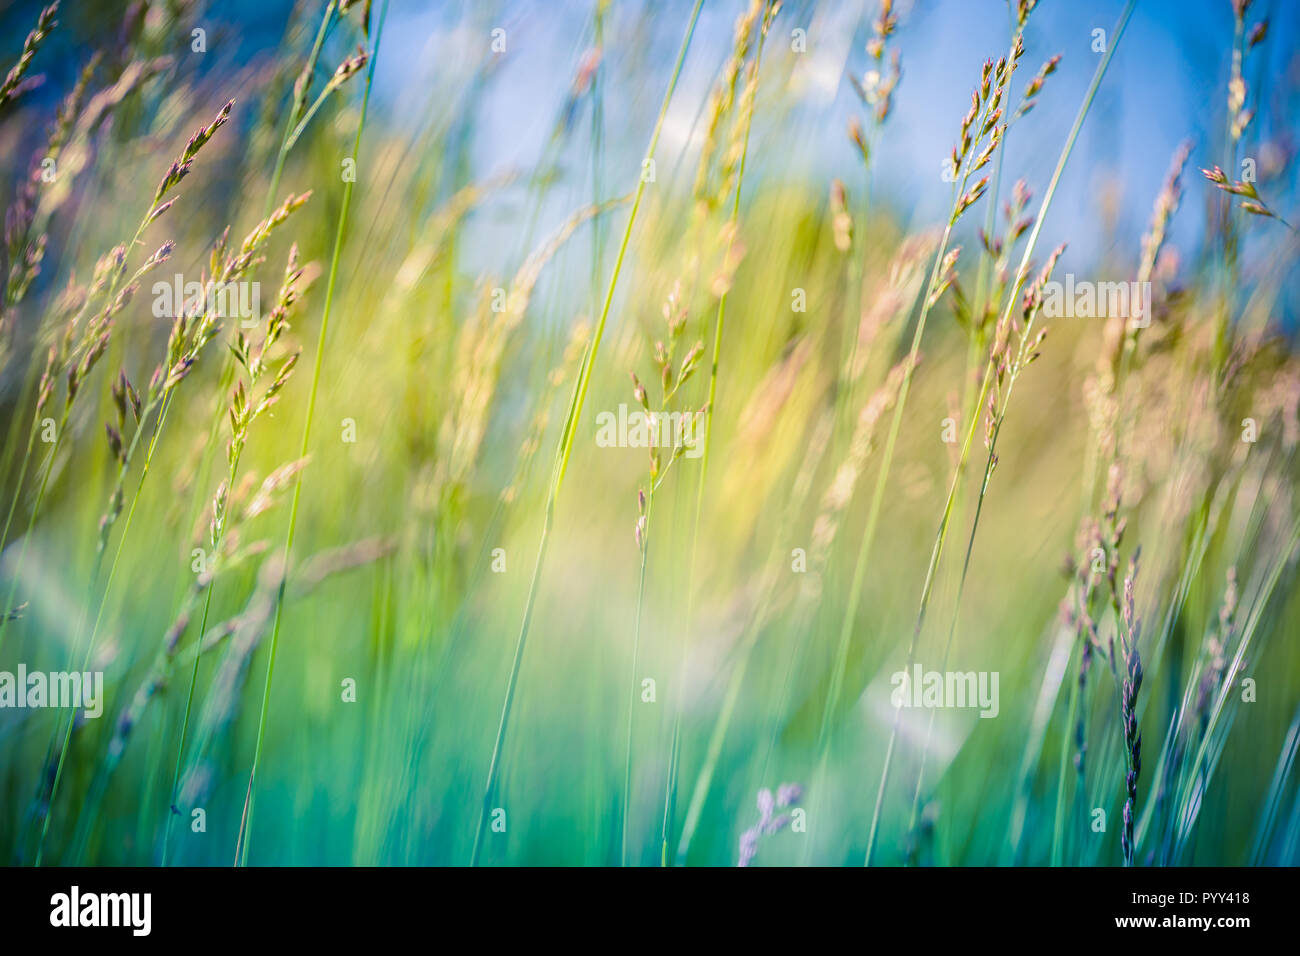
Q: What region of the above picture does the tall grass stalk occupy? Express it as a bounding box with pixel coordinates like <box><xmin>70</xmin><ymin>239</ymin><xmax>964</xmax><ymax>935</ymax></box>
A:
<box><xmin>800</xmin><ymin>33</ymin><xmax>1016</xmax><ymax>865</ymax></box>
<box><xmin>36</xmin><ymin>387</ymin><xmax>175</xmax><ymax>865</ymax></box>
<box><xmin>264</xmin><ymin>1</ymin><xmax>338</xmax><ymax>222</ymax></box>
<box><xmin>1</xmin><ymin>217</ymin><xmax>156</xmax><ymax>649</ymax></box>
<box><xmin>176</xmin><ymin>0</ymin><xmax>354</xmax><ymax>581</ymax></box>
<box><xmin>473</xmin><ymin>1</ymin><xmax>707</xmax><ymax>868</ymax></box>
<box><xmin>161</xmin><ymin>433</ymin><xmax>247</xmax><ymax>865</ymax></box>
<box><xmin>32</xmin><ymin>95</ymin><xmax>245</xmax><ymax>857</ymax></box>
<box><xmin>865</xmin><ymin>0</ymin><xmax>1136</xmax><ymax>866</ymax></box>
<box><xmin>235</xmin><ymin>0</ymin><xmax>390</xmax><ymax>868</ymax></box>
<box><xmin>623</xmin><ymin>485</ymin><xmax>654</xmax><ymax>866</ymax></box>
<box><xmin>588</xmin><ymin>0</ymin><xmax>608</xmax><ymax>862</ymax></box>
<box><xmin>166</xmin><ymin>1</ymin><xmax>357</xmax><ymax>865</ymax></box>
<box><xmin>171</xmin><ymin>4</ymin><xmax>354</xmax><ymax>636</ymax></box>
<box><xmin>662</xmin><ymin>1</ymin><xmax>771</xmax><ymax>868</ymax></box>
<box><xmin>468</xmin><ymin>0</ymin><xmax>704</xmax><ymax>866</ymax></box>
<box><xmin>1167</xmin><ymin>516</ymin><xmax>1300</xmax><ymax>861</ymax></box>
<box><xmin>905</xmin><ymin>10</ymin><xmax>1017</xmax><ymax>864</ymax></box>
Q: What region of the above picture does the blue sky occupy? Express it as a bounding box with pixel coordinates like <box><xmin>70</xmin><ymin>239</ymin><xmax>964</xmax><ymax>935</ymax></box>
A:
<box><xmin>370</xmin><ymin>0</ymin><xmax>1298</xmax><ymax>280</ymax></box>
<box><xmin>5</xmin><ymin>0</ymin><xmax>1292</xmax><ymax>296</ymax></box>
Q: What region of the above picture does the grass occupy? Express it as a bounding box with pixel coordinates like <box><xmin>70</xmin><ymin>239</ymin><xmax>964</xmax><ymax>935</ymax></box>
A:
<box><xmin>237</xmin><ymin>0</ymin><xmax>388</xmax><ymax>867</ymax></box>
<box><xmin>470</xmin><ymin>0</ymin><xmax>704</xmax><ymax>867</ymax></box>
<box><xmin>0</xmin><ymin>0</ymin><xmax>1297</xmax><ymax>868</ymax></box>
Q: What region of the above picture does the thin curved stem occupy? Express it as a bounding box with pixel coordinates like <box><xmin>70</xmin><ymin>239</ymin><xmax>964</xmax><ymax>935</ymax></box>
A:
<box><xmin>470</xmin><ymin>0</ymin><xmax>704</xmax><ymax>866</ymax></box>
<box><xmin>235</xmin><ymin>0</ymin><xmax>388</xmax><ymax>868</ymax></box>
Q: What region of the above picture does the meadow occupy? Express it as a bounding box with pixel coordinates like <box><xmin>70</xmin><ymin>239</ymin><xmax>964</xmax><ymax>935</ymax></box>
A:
<box><xmin>0</xmin><ymin>0</ymin><xmax>1297</xmax><ymax>867</ymax></box>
